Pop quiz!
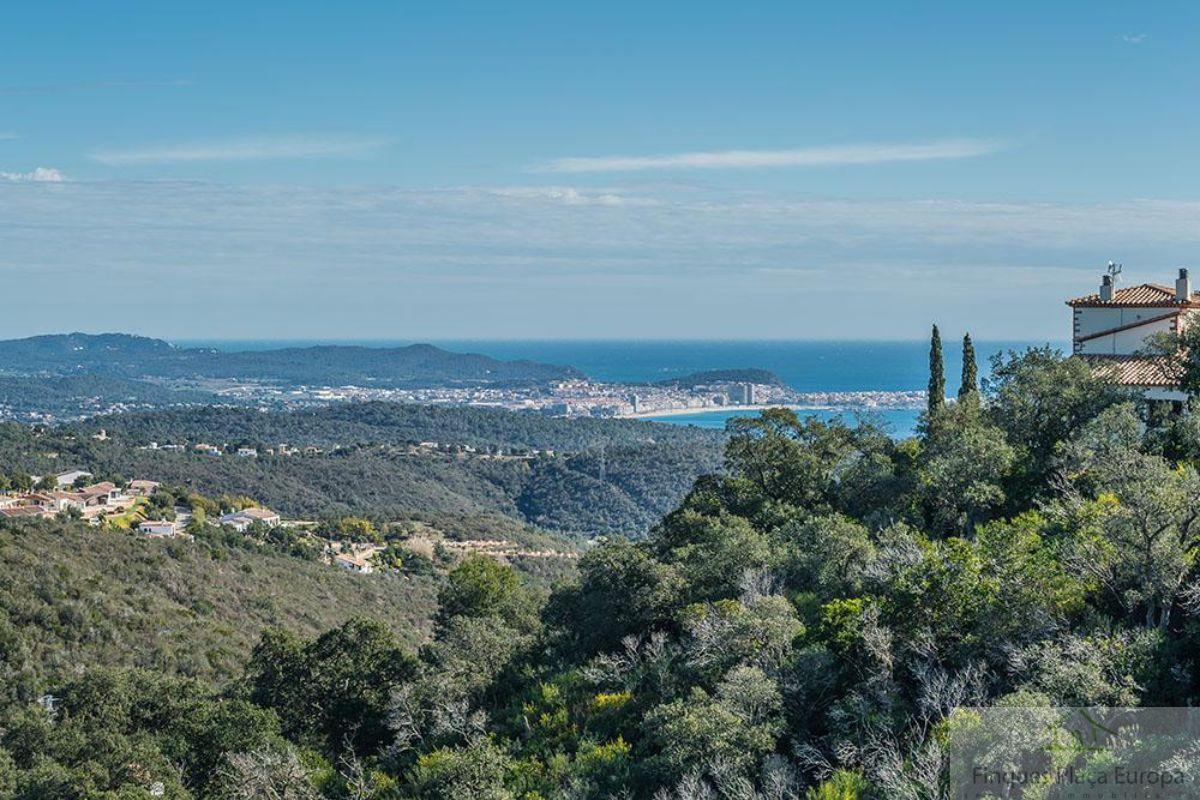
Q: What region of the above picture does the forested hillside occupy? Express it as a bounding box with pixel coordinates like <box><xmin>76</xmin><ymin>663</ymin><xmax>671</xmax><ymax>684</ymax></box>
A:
<box><xmin>0</xmin><ymin>375</ymin><xmax>216</xmax><ymax>419</ymax></box>
<box><xmin>67</xmin><ymin>402</ymin><xmax>724</xmax><ymax>451</ymax></box>
<box><xmin>0</xmin><ymin>520</ymin><xmax>437</xmax><ymax>698</ymax></box>
<box><xmin>0</xmin><ymin>404</ymin><xmax>725</xmax><ymax>536</ymax></box>
<box><xmin>8</xmin><ymin>346</ymin><xmax>1200</xmax><ymax>797</ymax></box>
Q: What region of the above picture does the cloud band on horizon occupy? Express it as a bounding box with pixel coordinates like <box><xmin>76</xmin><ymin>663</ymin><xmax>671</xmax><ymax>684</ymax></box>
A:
<box><xmin>91</xmin><ymin>134</ymin><xmax>390</xmax><ymax>165</ymax></box>
<box><xmin>538</xmin><ymin>138</ymin><xmax>1007</xmax><ymax>173</ymax></box>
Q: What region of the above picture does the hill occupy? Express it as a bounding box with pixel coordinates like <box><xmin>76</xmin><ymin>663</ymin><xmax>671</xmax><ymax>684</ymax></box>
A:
<box><xmin>9</xmin><ymin>347</ymin><xmax>1192</xmax><ymax>799</ymax></box>
<box><xmin>0</xmin><ymin>374</ymin><xmax>216</xmax><ymax>420</ymax></box>
<box><xmin>0</xmin><ymin>518</ymin><xmax>438</xmax><ymax>696</ymax></box>
<box><xmin>68</xmin><ymin>401</ymin><xmax>722</xmax><ymax>449</ymax></box>
<box><xmin>1</xmin><ymin>403</ymin><xmax>726</xmax><ymax>536</ymax></box>
<box><xmin>0</xmin><ymin>333</ymin><xmax>584</xmax><ymax>387</ymax></box>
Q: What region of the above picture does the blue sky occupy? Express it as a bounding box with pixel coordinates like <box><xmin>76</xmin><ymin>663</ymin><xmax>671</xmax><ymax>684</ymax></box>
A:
<box><xmin>2</xmin><ymin>1</ymin><xmax>1198</xmax><ymax>340</ymax></box>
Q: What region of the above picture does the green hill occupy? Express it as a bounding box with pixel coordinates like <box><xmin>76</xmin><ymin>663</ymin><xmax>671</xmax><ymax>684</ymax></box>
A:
<box><xmin>0</xmin><ymin>333</ymin><xmax>583</xmax><ymax>387</ymax></box>
<box><xmin>0</xmin><ymin>519</ymin><xmax>437</xmax><ymax>698</ymax></box>
<box><xmin>0</xmin><ymin>403</ymin><xmax>727</xmax><ymax>536</ymax></box>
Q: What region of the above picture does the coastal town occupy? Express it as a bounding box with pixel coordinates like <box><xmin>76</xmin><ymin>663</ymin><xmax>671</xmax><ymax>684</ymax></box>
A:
<box><xmin>152</xmin><ymin>376</ymin><xmax>926</xmax><ymax>420</ymax></box>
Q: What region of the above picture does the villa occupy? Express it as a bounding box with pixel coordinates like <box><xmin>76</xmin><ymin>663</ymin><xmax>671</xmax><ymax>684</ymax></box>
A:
<box><xmin>217</xmin><ymin>507</ymin><xmax>281</xmax><ymax>531</ymax></box>
<box><xmin>1068</xmin><ymin>267</ymin><xmax>1195</xmax><ymax>403</ymax></box>
<box><xmin>139</xmin><ymin>520</ymin><xmax>179</xmax><ymax>538</ymax></box>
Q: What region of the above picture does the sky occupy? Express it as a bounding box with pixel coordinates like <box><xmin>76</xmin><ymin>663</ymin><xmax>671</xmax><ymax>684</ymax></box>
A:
<box><xmin>2</xmin><ymin>1</ymin><xmax>1199</xmax><ymax>341</ymax></box>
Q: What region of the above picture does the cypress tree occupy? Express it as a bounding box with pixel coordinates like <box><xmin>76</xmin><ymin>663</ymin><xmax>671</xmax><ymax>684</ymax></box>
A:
<box><xmin>928</xmin><ymin>324</ymin><xmax>945</xmax><ymax>414</ymax></box>
<box><xmin>958</xmin><ymin>333</ymin><xmax>978</xmax><ymax>404</ymax></box>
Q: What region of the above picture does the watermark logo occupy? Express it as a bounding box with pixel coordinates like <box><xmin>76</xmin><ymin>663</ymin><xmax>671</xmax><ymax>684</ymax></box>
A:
<box><xmin>948</xmin><ymin>707</ymin><xmax>1200</xmax><ymax>799</ymax></box>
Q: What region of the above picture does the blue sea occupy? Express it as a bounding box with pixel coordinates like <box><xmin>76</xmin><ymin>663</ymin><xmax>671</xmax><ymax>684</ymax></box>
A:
<box><xmin>178</xmin><ymin>339</ymin><xmax>1067</xmax><ymax>439</ymax></box>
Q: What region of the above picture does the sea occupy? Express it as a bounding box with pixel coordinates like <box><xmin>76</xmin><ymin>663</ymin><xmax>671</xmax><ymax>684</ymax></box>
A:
<box><xmin>178</xmin><ymin>339</ymin><xmax>1067</xmax><ymax>439</ymax></box>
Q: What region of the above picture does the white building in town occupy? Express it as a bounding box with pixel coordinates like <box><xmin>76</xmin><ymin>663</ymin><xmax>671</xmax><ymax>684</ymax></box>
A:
<box><xmin>1068</xmin><ymin>266</ymin><xmax>1197</xmax><ymax>402</ymax></box>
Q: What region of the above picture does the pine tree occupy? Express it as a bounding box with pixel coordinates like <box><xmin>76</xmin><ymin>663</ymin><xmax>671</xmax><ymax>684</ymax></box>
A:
<box><xmin>958</xmin><ymin>332</ymin><xmax>978</xmax><ymax>404</ymax></box>
<box><xmin>928</xmin><ymin>325</ymin><xmax>945</xmax><ymax>414</ymax></box>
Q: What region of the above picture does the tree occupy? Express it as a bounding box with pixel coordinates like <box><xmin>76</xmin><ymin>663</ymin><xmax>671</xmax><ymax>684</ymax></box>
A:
<box><xmin>545</xmin><ymin>538</ymin><xmax>683</xmax><ymax>656</ymax></box>
<box><xmin>1142</xmin><ymin>327</ymin><xmax>1200</xmax><ymax>398</ymax></box>
<box><xmin>186</xmin><ymin>505</ymin><xmax>207</xmax><ymax>536</ymax></box>
<box><xmin>1060</xmin><ymin>410</ymin><xmax>1200</xmax><ymax>630</ymax></box>
<box><xmin>644</xmin><ymin>666</ymin><xmax>784</xmax><ymax>785</ymax></box>
<box><xmin>958</xmin><ymin>333</ymin><xmax>978</xmax><ymax>406</ymax></box>
<box><xmin>928</xmin><ymin>325</ymin><xmax>945</xmax><ymax>414</ymax></box>
<box><xmin>215</xmin><ymin>747</ymin><xmax>320</xmax><ymax>800</ymax></box>
<box><xmin>985</xmin><ymin>346</ymin><xmax>1127</xmax><ymax>505</ymax></box>
<box><xmin>246</xmin><ymin>619</ymin><xmax>418</xmax><ymax>756</ymax></box>
<box><xmin>407</xmin><ymin>739</ymin><xmax>514</xmax><ymax>800</ymax></box>
<box><xmin>435</xmin><ymin>555</ymin><xmax>536</xmax><ymax>632</ymax></box>
<box><xmin>722</xmin><ymin>409</ymin><xmax>869</xmax><ymax>514</ymax></box>
<box><xmin>918</xmin><ymin>406</ymin><xmax>1015</xmax><ymax>535</ymax></box>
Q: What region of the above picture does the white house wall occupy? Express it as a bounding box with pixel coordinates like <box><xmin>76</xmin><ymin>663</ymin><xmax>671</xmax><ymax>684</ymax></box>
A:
<box><xmin>1074</xmin><ymin>307</ymin><xmax>1174</xmax><ymax>338</ymax></box>
<box><xmin>1078</xmin><ymin>315</ymin><xmax>1176</xmax><ymax>355</ymax></box>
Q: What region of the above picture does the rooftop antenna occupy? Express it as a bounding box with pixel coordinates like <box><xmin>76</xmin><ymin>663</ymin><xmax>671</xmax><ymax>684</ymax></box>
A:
<box><xmin>1107</xmin><ymin>260</ymin><xmax>1123</xmax><ymax>284</ymax></box>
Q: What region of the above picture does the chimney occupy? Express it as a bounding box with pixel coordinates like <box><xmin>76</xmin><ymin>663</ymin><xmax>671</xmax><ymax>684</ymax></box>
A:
<box><xmin>1177</xmin><ymin>268</ymin><xmax>1191</xmax><ymax>302</ymax></box>
<box><xmin>1100</xmin><ymin>274</ymin><xmax>1114</xmax><ymax>302</ymax></box>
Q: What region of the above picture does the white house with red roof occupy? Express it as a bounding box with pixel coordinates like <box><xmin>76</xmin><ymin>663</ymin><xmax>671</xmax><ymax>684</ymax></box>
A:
<box><xmin>1067</xmin><ymin>267</ymin><xmax>1196</xmax><ymax>402</ymax></box>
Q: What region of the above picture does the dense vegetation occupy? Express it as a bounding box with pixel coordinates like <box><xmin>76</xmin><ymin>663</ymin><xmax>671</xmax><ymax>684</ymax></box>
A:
<box><xmin>0</xmin><ymin>520</ymin><xmax>437</xmax><ymax>698</ymax></box>
<box><xmin>0</xmin><ymin>404</ymin><xmax>724</xmax><ymax>537</ymax></box>
<box><xmin>0</xmin><ymin>375</ymin><xmax>215</xmax><ymax>419</ymax></box>
<box><xmin>0</xmin><ymin>333</ymin><xmax>582</xmax><ymax>387</ymax></box>
<box><xmin>69</xmin><ymin>402</ymin><xmax>724</xmax><ymax>452</ymax></box>
<box><xmin>9</xmin><ymin>345</ymin><xmax>1200</xmax><ymax>798</ymax></box>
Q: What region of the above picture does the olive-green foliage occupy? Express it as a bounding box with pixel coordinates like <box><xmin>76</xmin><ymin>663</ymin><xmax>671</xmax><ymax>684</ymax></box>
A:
<box><xmin>246</xmin><ymin>619</ymin><xmax>418</xmax><ymax>756</ymax></box>
<box><xmin>7</xmin><ymin>346</ymin><xmax>1200</xmax><ymax>799</ymax></box>
<box><xmin>435</xmin><ymin>554</ymin><xmax>539</xmax><ymax>631</ymax></box>
<box><xmin>1</xmin><ymin>668</ymin><xmax>293</xmax><ymax>799</ymax></box>
<box><xmin>0</xmin><ymin>518</ymin><xmax>435</xmax><ymax>702</ymax></box>
<box><xmin>928</xmin><ymin>324</ymin><xmax>945</xmax><ymax>414</ymax></box>
<box><xmin>0</xmin><ymin>402</ymin><xmax>725</xmax><ymax>537</ymax></box>
<box><xmin>959</xmin><ymin>332</ymin><xmax>979</xmax><ymax>404</ymax></box>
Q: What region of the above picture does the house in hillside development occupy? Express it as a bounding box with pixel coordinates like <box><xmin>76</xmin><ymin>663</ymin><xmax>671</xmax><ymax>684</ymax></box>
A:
<box><xmin>0</xmin><ymin>505</ymin><xmax>54</xmax><ymax>520</ymax></box>
<box><xmin>335</xmin><ymin>552</ymin><xmax>375</xmax><ymax>574</ymax></box>
<box><xmin>139</xmin><ymin>519</ymin><xmax>179</xmax><ymax>537</ymax></box>
<box><xmin>128</xmin><ymin>480</ymin><xmax>160</xmax><ymax>496</ymax></box>
<box><xmin>217</xmin><ymin>507</ymin><xmax>281</xmax><ymax>531</ymax></box>
<box><xmin>1068</xmin><ymin>267</ymin><xmax>1196</xmax><ymax>403</ymax></box>
<box><xmin>46</xmin><ymin>491</ymin><xmax>86</xmax><ymax>513</ymax></box>
<box><xmin>77</xmin><ymin>482</ymin><xmax>121</xmax><ymax>506</ymax></box>
<box><xmin>53</xmin><ymin>469</ymin><xmax>92</xmax><ymax>488</ymax></box>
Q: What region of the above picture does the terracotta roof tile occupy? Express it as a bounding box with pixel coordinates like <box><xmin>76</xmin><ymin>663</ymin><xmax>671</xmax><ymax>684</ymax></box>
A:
<box><xmin>1068</xmin><ymin>283</ymin><xmax>1200</xmax><ymax>308</ymax></box>
<box><xmin>1078</xmin><ymin>354</ymin><xmax>1180</xmax><ymax>387</ymax></box>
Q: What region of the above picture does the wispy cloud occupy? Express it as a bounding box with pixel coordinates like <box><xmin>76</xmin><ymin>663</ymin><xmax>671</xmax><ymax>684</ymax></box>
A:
<box><xmin>0</xmin><ymin>166</ymin><xmax>65</xmax><ymax>182</ymax></box>
<box><xmin>1121</xmin><ymin>33</ymin><xmax>1148</xmax><ymax>44</ymax></box>
<box><xmin>1</xmin><ymin>179</ymin><xmax>1196</xmax><ymax>338</ymax></box>
<box><xmin>0</xmin><ymin>132</ymin><xmax>17</xmax><ymax>141</ymax></box>
<box><xmin>481</xmin><ymin>186</ymin><xmax>660</xmax><ymax>207</ymax></box>
<box><xmin>90</xmin><ymin>134</ymin><xmax>390</xmax><ymax>165</ymax></box>
<box><xmin>537</xmin><ymin>138</ymin><xmax>1007</xmax><ymax>173</ymax></box>
<box><xmin>0</xmin><ymin>79</ymin><xmax>194</xmax><ymax>96</ymax></box>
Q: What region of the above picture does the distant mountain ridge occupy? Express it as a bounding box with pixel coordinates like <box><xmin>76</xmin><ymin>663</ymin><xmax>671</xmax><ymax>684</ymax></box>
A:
<box><xmin>0</xmin><ymin>332</ymin><xmax>584</xmax><ymax>387</ymax></box>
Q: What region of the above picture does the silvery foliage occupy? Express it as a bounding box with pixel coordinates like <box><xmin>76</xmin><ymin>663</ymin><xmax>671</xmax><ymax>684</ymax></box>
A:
<box><xmin>653</xmin><ymin>755</ymin><xmax>801</xmax><ymax>800</ymax></box>
<box><xmin>385</xmin><ymin>682</ymin><xmax>487</xmax><ymax>757</ymax></box>
<box><xmin>216</xmin><ymin>747</ymin><xmax>318</xmax><ymax>800</ymax></box>
<box><xmin>795</xmin><ymin>661</ymin><xmax>986</xmax><ymax>800</ymax></box>
<box><xmin>581</xmin><ymin>631</ymin><xmax>675</xmax><ymax>695</ymax></box>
